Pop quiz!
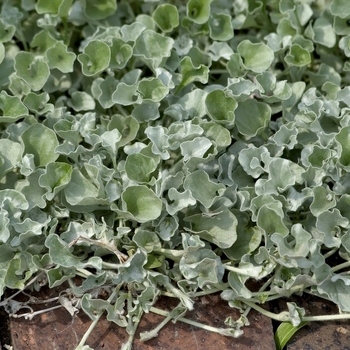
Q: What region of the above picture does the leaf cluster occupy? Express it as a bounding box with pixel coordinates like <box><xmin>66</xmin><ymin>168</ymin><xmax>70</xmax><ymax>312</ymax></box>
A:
<box><xmin>1</xmin><ymin>0</ymin><xmax>350</xmax><ymax>349</ymax></box>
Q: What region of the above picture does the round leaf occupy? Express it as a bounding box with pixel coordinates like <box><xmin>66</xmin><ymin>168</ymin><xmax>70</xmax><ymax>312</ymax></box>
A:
<box><xmin>81</xmin><ymin>0</ymin><xmax>117</xmax><ymax>20</ymax></box>
<box><xmin>209</xmin><ymin>13</ymin><xmax>233</xmax><ymax>41</ymax></box>
<box><xmin>22</xmin><ymin>124</ymin><xmax>59</xmax><ymax>167</ymax></box>
<box><xmin>284</xmin><ymin>44</ymin><xmax>311</xmax><ymax>67</ymax></box>
<box><xmin>187</xmin><ymin>0</ymin><xmax>213</xmax><ymax>24</ymax></box>
<box><xmin>235</xmin><ymin>99</ymin><xmax>271</xmax><ymax>138</ymax></box>
<box><xmin>0</xmin><ymin>91</ymin><xmax>28</xmax><ymax>123</ymax></box>
<box><xmin>78</xmin><ymin>40</ymin><xmax>111</xmax><ymax>76</ymax></box>
<box><xmin>122</xmin><ymin>186</ymin><xmax>162</xmax><ymax>223</ymax></box>
<box><xmin>205</xmin><ymin>89</ymin><xmax>237</xmax><ymax>126</ymax></box>
<box><xmin>125</xmin><ymin>154</ymin><xmax>157</xmax><ymax>183</ymax></box>
<box><xmin>153</xmin><ymin>4</ymin><xmax>179</xmax><ymax>32</ymax></box>
<box><xmin>237</xmin><ymin>40</ymin><xmax>274</xmax><ymax>73</ymax></box>
<box><xmin>46</xmin><ymin>42</ymin><xmax>76</xmax><ymax>73</ymax></box>
<box><xmin>14</xmin><ymin>52</ymin><xmax>50</xmax><ymax>91</ymax></box>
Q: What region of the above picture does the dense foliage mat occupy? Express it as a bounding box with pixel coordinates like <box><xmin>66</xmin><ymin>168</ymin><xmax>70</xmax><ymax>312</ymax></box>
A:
<box><xmin>1</xmin><ymin>0</ymin><xmax>350</xmax><ymax>349</ymax></box>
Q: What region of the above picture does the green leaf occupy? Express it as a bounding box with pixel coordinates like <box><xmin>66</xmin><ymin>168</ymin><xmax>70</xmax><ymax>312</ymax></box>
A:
<box><xmin>63</xmin><ymin>168</ymin><xmax>99</xmax><ymax>206</ymax></box>
<box><xmin>39</xmin><ymin>162</ymin><xmax>73</xmax><ymax>200</ymax></box>
<box><xmin>205</xmin><ymin>89</ymin><xmax>237</xmax><ymax>126</ymax></box>
<box><xmin>209</xmin><ymin>13</ymin><xmax>233</xmax><ymax>41</ymax></box>
<box><xmin>179</xmin><ymin>248</ymin><xmax>224</xmax><ymax>288</ymax></box>
<box><xmin>237</xmin><ymin>40</ymin><xmax>274</xmax><ymax>73</ymax></box>
<box><xmin>336</xmin><ymin>126</ymin><xmax>350</xmax><ymax>170</ymax></box>
<box><xmin>0</xmin><ymin>21</ymin><xmax>15</xmax><ymax>43</ymax></box>
<box><xmin>22</xmin><ymin>124</ymin><xmax>59</xmax><ymax>167</ymax></box>
<box><xmin>134</xmin><ymin>29</ymin><xmax>174</xmax><ymax>70</ymax></box>
<box><xmin>107</xmin><ymin>114</ymin><xmax>139</xmax><ymax>147</ymax></box>
<box><xmin>78</xmin><ymin>40</ymin><xmax>111</xmax><ymax>76</ymax></box>
<box><xmin>275</xmin><ymin>321</ymin><xmax>309</xmax><ymax>350</ymax></box>
<box><xmin>184</xmin><ymin>208</ymin><xmax>238</xmax><ymax>249</ymax></box>
<box><xmin>67</xmin><ymin>91</ymin><xmax>96</xmax><ymax>112</ymax></box>
<box><xmin>0</xmin><ymin>42</ymin><xmax>4</xmax><ymax>65</ymax></box>
<box><xmin>125</xmin><ymin>153</ymin><xmax>158</xmax><ymax>183</ymax></box>
<box><xmin>0</xmin><ymin>139</ymin><xmax>23</xmax><ymax>179</ymax></box>
<box><xmin>0</xmin><ymin>91</ymin><xmax>28</xmax><ymax>123</ymax></box>
<box><xmin>121</xmin><ymin>185</ymin><xmax>162</xmax><ymax>223</ymax></box>
<box><xmin>14</xmin><ymin>52</ymin><xmax>50</xmax><ymax>91</ymax></box>
<box><xmin>176</xmin><ymin>56</ymin><xmax>209</xmax><ymax>93</ymax></box>
<box><xmin>109</xmin><ymin>38</ymin><xmax>133</xmax><ymax>70</ymax></box>
<box><xmin>81</xmin><ymin>0</ymin><xmax>117</xmax><ymax>20</ymax></box>
<box><xmin>284</xmin><ymin>44</ymin><xmax>311</xmax><ymax>67</ymax></box>
<box><xmin>138</xmin><ymin>78</ymin><xmax>169</xmax><ymax>102</ymax></box>
<box><xmin>45</xmin><ymin>234</ymin><xmax>102</xmax><ymax>269</ymax></box>
<box><xmin>311</xmin><ymin>17</ymin><xmax>336</xmax><ymax>48</ymax></box>
<box><xmin>111</xmin><ymin>82</ymin><xmax>140</xmax><ymax>106</ymax></box>
<box><xmin>36</xmin><ymin>0</ymin><xmax>73</xmax><ymax>16</ymax></box>
<box><xmin>153</xmin><ymin>4</ymin><xmax>179</xmax><ymax>33</ymax></box>
<box><xmin>187</xmin><ymin>0</ymin><xmax>213</xmax><ymax>24</ymax></box>
<box><xmin>235</xmin><ymin>99</ymin><xmax>271</xmax><ymax>138</ymax></box>
<box><xmin>23</xmin><ymin>92</ymin><xmax>53</xmax><ymax>115</ymax></box>
<box><xmin>184</xmin><ymin>170</ymin><xmax>225</xmax><ymax>208</ymax></box>
<box><xmin>330</xmin><ymin>0</ymin><xmax>350</xmax><ymax>19</ymax></box>
<box><xmin>46</xmin><ymin>42</ymin><xmax>76</xmax><ymax>73</ymax></box>
<box><xmin>180</xmin><ymin>136</ymin><xmax>212</xmax><ymax>162</ymax></box>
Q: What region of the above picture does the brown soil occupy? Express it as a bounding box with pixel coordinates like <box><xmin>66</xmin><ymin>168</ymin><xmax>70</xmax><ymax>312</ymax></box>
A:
<box><xmin>1</xmin><ymin>283</ymin><xmax>275</xmax><ymax>350</ymax></box>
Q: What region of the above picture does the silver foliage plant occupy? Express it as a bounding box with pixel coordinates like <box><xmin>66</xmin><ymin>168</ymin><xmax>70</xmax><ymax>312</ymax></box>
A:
<box><xmin>1</xmin><ymin>0</ymin><xmax>350</xmax><ymax>348</ymax></box>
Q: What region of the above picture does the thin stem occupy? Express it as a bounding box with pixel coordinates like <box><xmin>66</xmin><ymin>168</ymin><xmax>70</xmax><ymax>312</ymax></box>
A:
<box><xmin>75</xmin><ymin>285</ymin><xmax>120</xmax><ymax>349</ymax></box>
<box><xmin>323</xmin><ymin>247</ymin><xmax>338</xmax><ymax>259</ymax></box>
<box><xmin>331</xmin><ymin>260</ymin><xmax>350</xmax><ymax>273</ymax></box>
<box><xmin>11</xmin><ymin>305</ymin><xmax>63</xmax><ymax>320</ymax></box>
<box><xmin>149</xmin><ymin>306</ymin><xmax>236</xmax><ymax>334</ymax></box>
<box><xmin>244</xmin><ymin>300</ymin><xmax>350</xmax><ymax>323</ymax></box>
<box><xmin>243</xmin><ymin>301</ymin><xmax>290</xmax><ymax>322</ymax></box>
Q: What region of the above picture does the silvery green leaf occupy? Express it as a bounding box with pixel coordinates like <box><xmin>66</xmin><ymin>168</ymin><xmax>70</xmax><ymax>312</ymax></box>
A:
<box><xmin>81</xmin><ymin>0</ymin><xmax>117</xmax><ymax>20</ymax></box>
<box><xmin>134</xmin><ymin>29</ymin><xmax>174</xmax><ymax>70</ymax></box>
<box><xmin>14</xmin><ymin>52</ymin><xmax>50</xmax><ymax>91</ymax></box>
<box><xmin>152</xmin><ymin>4</ymin><xmax>179</xmax><ymax>33</ymax></box>
<box><xmin>209</xmin><ymin>13</ymin><xmax>233</xmax><ymax>41</ymax></box>
<box><xmin>0</xmin><ymin>91</ymin><xmax>28</xmax><ymax>123</ymax></box>
<box><xmin>235</xmin><ymin>99</ymin><xmax>271</xmax><ymax>138</ymax></box>
<box><xmin>205</xmin><ymin>89</ymin><xmax>237</xmax><ymax>126</ymax></box>
<box><xmin>120</xmin><ymin>21</ymin><xmax>147</xmax><ymax>42</ymax></box>
<box><xmin>166</xmin><ymin>188</ymin><xmax>196</xmax><ymax>215</ymax></box>
<box><xmin>22</xmin><ymin>124</ymin><xmax>59</xmax><ymax>167</ymax></box>
<box><xmin>176</xmin><ymin>56</ymin><xmax>209</xmax><ymax>93</ymax></box>
<box><xmin>318</xmin><ymin>274</ymin><xmax>350</xmax><ymax>312</ymax></box>
<box><xmin>0</xmin><ymin>139</ymin><xmax>22</xmax><ymax>179</ymax></box>
<box><xmin>310</xmin><ymin>186</ymin><xmax>336</xmax><ymax>217</ymax></box>
<box><xmin>179</xmin><ymin>248</ymin><xmax>224</xmax><ymax>288</ymax></box>
<box><xmin>119</xmin><ymin>185</ymin><xmax>162</xmax><ymax>223</ymax></box>
<box><xmin>0</xmin><ymin>20</ymin><xmax>15</xmax><ymax>43</ymax></box>
<box><xmin>109</xmin><ymin>37</ymin><xmax>133</xmax><ymax>70</ymax></box>
<box><xmin>180</xmin><ymin>136</ymin><xmax>212</xmax><ymax>162</ymax></box>
<box><xmin>137</xmin><ymin>77</ymin><xmax>169</xmax><ymax>102</ymax></box>
<box><xmin>125</xmin><ymin>153</ymin><xmax>158</xmax><ymax>183</ymax></box>
<box><xmin>145</xmin><ymin>125</ymin><xmax>170</xmax><ymax>160</ymax></box>
<box><xmin>36</xmin><ymin>0</ymin><xmax>72</xmax><ymax>16</ymax></box>
<box><xmin>23</xmin><ymin>92</ymin><xmax>53</xmax><ymax>115</ymax></box>
<box><xmin>183</xmin><ymin>170</ymin><xmax>225</xmax><ymax>208</ymax></box>
<box><xmin>108</xmin><ymin>115</ymin><xmax>139</xmax><ymax>147</ymax></box>
<box><xmin>187</xmin><ymin>0</ymin><xmax>213</xmax><ymax>24</ymax></box>
<box><xmin>284</xmin><ymin>44</ymin><xmax>311</xmax><ymax>67</ymax></box>
<box><xmin>78</xmin><ymin>40</ymin><xmax>110</xmax><ymax>76</ymax></box>
<box><xmin>45</xmin><ymin>233</ymin><xmax>102</xmax><ymax>270</ymax></box>
<box><xmin>46</xmin><ymin>41</ymin><xmax>76</xmax><ymax>73</ymax></box>
<box><xmin>111</xmin><ymin>82</ymin><xmax>141</xmax><ymax>106</ymax></box>
<box><xmin>237</xmin><ymin>40</ymin><xmax>274</xmax><ymax>73</ymax></box>
<box><xmin>39</xmin><ymin>162</ymin><xmax>73</xmax><ymax>200</ymax></box>
<box><xmin>184</xmin><ymin>208</ymin><xmax>237</xmax><ymax>249</ymax></box>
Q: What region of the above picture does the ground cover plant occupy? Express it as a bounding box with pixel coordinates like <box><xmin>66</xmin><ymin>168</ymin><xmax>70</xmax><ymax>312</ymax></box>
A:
<box><xmin>1</xmin><ymin>0</ymin><xmax>350</xmax><ymax>348</ymax></box>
